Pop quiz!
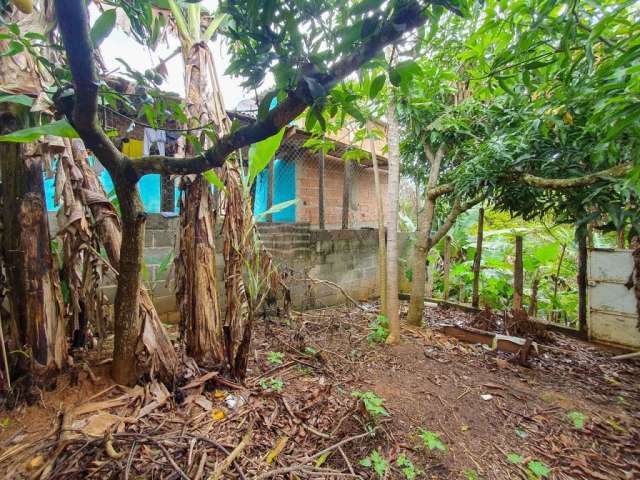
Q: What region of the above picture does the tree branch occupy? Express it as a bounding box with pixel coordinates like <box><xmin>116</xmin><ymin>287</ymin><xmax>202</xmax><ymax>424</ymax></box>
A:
<box><xmin>54</xmin><ymin>0</ymin><xmax>461</xmax><ymax>181</ymax></box>
<box><xmin>429</xmin><ymin>193</ymin><xmax>485</xmax><ymax>247</ymax></box>
<box><xmin>425</xmin><ymin>162</ymin><xmax>632</xmax><ymax>202</ymax></box>
<box><xmin>521</xmin><ymin>163</ymin><xmax>632</xmax><ymax>189</ymax></box>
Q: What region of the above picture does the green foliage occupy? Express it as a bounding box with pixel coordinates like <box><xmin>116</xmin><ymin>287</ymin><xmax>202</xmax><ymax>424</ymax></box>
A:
<box><xmin>0</xmin><ymin>119</ymin><xmax>78</xmax><ymax>142</ymax></box>
<box><xmin>418</xmin><ymin>429</ymin><xmax>447</xmax><ymax>452</ymax></box>
<box><xmin>507</xmin><ymin>453</ymin><xmax>524</xmax><ymax>464</ymax></box>
<box><xmin>463</xmin><ymin>469</ymin><xmax>479</xmax><ymax>480</ymax></box>
<box><xmin>367</xmin><ymin>315</ymin><xmax>389</xmax><ymax>344</ymax></box>
<box><xmin>203</xmin><ymin>169</ymin><xmax>225</xmax><ymax>191</ymax></box>
<box><xmin>351</xmin><ymin>390</ymin><xmax>389</xmax><ymax>420</ymax></box>
<box><xmin>259</xmin><ymin>377</ymin><xmax>284</xmax><ymax>393</ymax></box>
<box><xmin>567</xmin><ymin>410</ymin><xmax>587</xmax><ymax>430</ymax></box>
<box><xmin>248</xmin><ymin>128</ymin><xmax>286</xmax><ymax>186</ymax></box>
<box><xmin>266</xmin><ymin>351</ymin><xmax>285</xmax><ymax>365</ymax></box>
<box><xmin>255</xmin><ymin>199</ymin><xmax>299</xmax><ymax>221</ymax></box>
<box><xmin>90</xmin><ymin>9</ymin><xmax>117</xmax><ymax>48</ymax></box>
<box><xmin>397</xmin><ymin>454</ymin><xmax>421</xmax><ymax>480</ymax></box>
<box><xmin>527</xmin><ymin>461</ymin><xmax>551</xmax><ymax>479</ymax></box>
<box><xmin>359</xmin><ymin>450</ymin><xmax>388</xmax><ymax>478</ymax></box>
<box><xmin>507</xmin><ymin>453</ymin><xmax>550</xmax><ymax>479</ymax></box>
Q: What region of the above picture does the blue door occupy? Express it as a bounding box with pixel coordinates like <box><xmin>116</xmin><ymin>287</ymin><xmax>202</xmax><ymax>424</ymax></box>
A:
<box><xmin>253</xmin><ymin>159</ymin><xmax>296</xmax><ymax>223</ymax></box>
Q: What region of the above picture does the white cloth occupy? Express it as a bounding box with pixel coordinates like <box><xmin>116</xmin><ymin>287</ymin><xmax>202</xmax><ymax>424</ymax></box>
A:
<box><xmin>143</xmin><ymin>128</ymin><xmax>167</xmax><ymax>156</ymax></box>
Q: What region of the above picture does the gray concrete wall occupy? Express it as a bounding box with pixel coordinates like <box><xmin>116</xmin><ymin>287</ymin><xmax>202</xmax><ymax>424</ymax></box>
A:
<box><xmin>50</xmin><ymin>213</ymin><xmax>411</xmax><ymax>321</ymax></box>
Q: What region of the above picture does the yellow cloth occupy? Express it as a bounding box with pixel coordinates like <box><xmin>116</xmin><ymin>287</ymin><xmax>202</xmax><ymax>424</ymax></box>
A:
<box><xmin>122</xmin><ymin>139</ymin><xmax>143</xmax><ymax>158</ymax></box>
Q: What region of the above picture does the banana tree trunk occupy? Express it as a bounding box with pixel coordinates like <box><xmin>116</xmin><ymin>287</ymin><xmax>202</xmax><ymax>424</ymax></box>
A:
<box><xmin>407</xmin><ymin>144</ymin><xmax>444</xmax><ymax>326</ymax></box>
<box><xmin>0</xmin><ymin>138</ymin><xmax>66</xmax><ymax>373</ymax></box>
<box><xmin>176</xmin><ymin>43</ymin><xmax>228</xmax><ymax>365</ymax></box>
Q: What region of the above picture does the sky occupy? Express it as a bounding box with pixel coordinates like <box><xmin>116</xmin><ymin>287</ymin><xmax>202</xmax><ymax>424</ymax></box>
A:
<box><xmin>93</xmin><ymin>2</ymin><xmax>254</xmax><ymax>111</ymax></box>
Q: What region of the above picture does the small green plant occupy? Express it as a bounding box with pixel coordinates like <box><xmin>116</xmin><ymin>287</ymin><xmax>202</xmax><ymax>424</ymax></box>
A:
<box><xmin>367</xmin><ymin>315</ymin><xmax>390</xmax><ymax>344</ymax></box>
<box><xmin>527</xmin><ymin>461</ymin><xmax>551</xmax><ymax>479</ymax></box>
<box><xmin>266</xmin><ymin>351</ymin><xmax>285</xmax><ymax>365</ymax></box>
<box><xmin>352</xmin><ymin>390</ymin><xmax>389</xmax><ymax>420</ymax></box>
<box><xmin>303</xmin><ymin>346</ymin><xmax>318</xmax><ymax>356</ymax></box>
<box><xmin>463</xmin><ymin>469</ymin><xmax>479</xmax><ymax>480</ymax></box>
<box><xmin>359</xmin><ymin>450</ymin><xmax>388</xmax><ymax>478</ymax></box>
<box><xmin>259</xmin><ymin>377</ymin><xmax>284</xmax><ymax>393</ymax></box>
<box><xmin>418</xmin><ymin>429</ymin><xmax>447</xmax><ymax>452</ymax></box>
<box><xmin>507</xmin><ymin>453</ymin><xmax>524</xmax><ymax>464</ymax></box>
<box><xmin>567</xmin><ymin>410</ymin><xmax>587</xmax><ymax>430</ymax></box>
<box><xmin>397</xmin><ymin>454</ymin><xmax>421</xmax><ymax>480</ymax></box>
<box><xmin>506</xmin><ymin>453</ymin><xmax>550</xmax><ymax>479</ymax></box>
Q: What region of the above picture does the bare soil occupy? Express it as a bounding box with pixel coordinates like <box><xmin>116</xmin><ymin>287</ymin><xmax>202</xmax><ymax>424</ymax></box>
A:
<box><xmin>1</xmin><ymin>302</ymin><xmax>638</xmax><ymax>479</ymax></box>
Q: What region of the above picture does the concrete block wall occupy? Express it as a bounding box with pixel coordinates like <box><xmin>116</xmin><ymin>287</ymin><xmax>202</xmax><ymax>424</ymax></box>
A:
<box><xmin>49</xmin><ymin>213</ymin><xmax>411</xmax><ymax>321</ymax></box>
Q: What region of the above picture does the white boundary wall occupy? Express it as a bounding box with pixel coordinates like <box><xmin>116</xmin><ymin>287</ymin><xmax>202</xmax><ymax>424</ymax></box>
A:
<box><xmin>588</xmin><ymin>248</ymin><xmax>639</xmax><ymax>349</ymax></box>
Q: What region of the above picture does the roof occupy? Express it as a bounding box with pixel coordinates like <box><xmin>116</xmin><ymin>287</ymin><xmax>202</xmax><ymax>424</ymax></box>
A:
<box><xmin>228</xmin><ymin>111</ymin><xmax>389</xmax><ymax>167</ymax></box>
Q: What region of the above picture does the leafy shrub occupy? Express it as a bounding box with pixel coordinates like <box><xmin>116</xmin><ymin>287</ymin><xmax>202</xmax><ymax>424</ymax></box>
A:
<box><xmin>352</xmin><ymin>390</ymin><xmax>389</xmax><ymax>420</ymax></box>
<box><xmin>359</xmin><ymin>450</ymin><xmax>388</xmax><ymax>478</ymax></box>
<box><xmin>367</xmin><ymin>315</ymin><xmax>389</xmax><ymax>344</ymax></box>
<box><xmin>266</xmin><ymin>351</ymin><xmax>285</xmax><ymax>365</ymax></box>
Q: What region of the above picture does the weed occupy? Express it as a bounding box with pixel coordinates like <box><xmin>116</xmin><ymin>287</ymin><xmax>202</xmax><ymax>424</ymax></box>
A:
<box><xmin>259</xmin><ymin>377</ymin><xmax>284</xmax><ymax>393</ymax></box>
<box><xmin>506</xmin><ymin>453</ymin><xmax>550</xmax><ymax>479</ymax></box>
<box><xmin>359</xmin><ymin>450</ymin><xmax>388</xmax><ymax>478</ymax></box>
<box><xmin>367</xmin><ymin>315</ymin><xmax>389</xmax><ymax>344</ymax></box>
<box><xmin>567</xmin><ymin>410</ymin><xmax>587</xmax><ymax>429</ymax></box>
<box><xmin>303</xmin><ymin>346</ymin><xmax>318</xmax><ymax>356</ymax></box>
<box><xmin>463</xmin><ymin>469</ymin><xmax>479</xmax><ymax>480</ymax></box>
<box><xmin>418</xmin><ymin>429</ymin><xmax>447</xmax><ymax>452</ymax></box>
<box><xmin>352</xmin><ymin>390</ymin><xmax>389</xmax><ymax>420</ymax></box>
<box><xmin>397</xmin><ymin>453</ymin><xmax>421</xmax><ymax>479</ymax></box>
<box><xmin>266</xmin><ymin>351</ymin><xmax>285</xmax><ymax>365</ymax></box>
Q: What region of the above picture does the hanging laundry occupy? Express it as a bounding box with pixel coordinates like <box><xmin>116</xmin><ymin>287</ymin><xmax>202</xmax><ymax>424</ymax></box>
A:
<box><xmin>143</xmin><ymin>127</ymin><xmax>167</xmax><ymax>156</ymax></box>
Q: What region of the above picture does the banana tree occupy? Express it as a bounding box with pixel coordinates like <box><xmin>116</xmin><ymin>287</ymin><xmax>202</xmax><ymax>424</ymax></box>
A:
<box><xmin>165</xmin><ymin>0</ymin><xmax>229</xmax><ymax>366</ymax></box>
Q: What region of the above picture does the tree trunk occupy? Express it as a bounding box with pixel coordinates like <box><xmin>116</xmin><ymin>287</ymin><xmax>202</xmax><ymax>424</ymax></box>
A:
<box><xmin>71</xmin><ymin>143</ymin><xmax>179</xmax><ymax>384</ymax></box>
<box><xmin>222</xmin><ymin>166</ymin><xmax>251</xmax><ymax>378</ymax></box>
<box><xmin>471</xmin><ymin>207</ymin><xmax>484</xmax><ymax>308</ymax></box>
<box><xmin>176</xmin><ymin>42</ymin><xmax>228</xmax><ymax>366</ymax></box>
<box><xmin>367</xmin><ymin>122</ymin><xmax>386</xmax><ymax>315</ymax></box>
<box><xmin>176</xmin><ymin>176</ymin><xmax>224</xmax><ymax>365</ymax></box>
<box><xmin>513</xmin><ymin>235</ymin><xmax>524</xmax><ymax>312</ymax></box>
<box><xmin>443</xmin><ymin>236</ymin><xmax>451</xmax><ymax>301</ymax></box>
<box><xmin>111</xmin><ymin>184</ymin><xmax>146</xmax><ymax>385</ymax></box>
<box><xmin>577</xmin><ymin>228</ymin><xmax>588</xmax><ymax>334</ymax></box>
<box><xmin>385</xmin><ymin>100</ymin><xmax>401</xmax><ymax>344</ymax></box>
<box><xmin>0</xmin><ymin>138</ymin><xmax>66</xmax><ymax>373</ymax></box>
<box><xmin>617</xmin><ymin>228</ymin><xmax>625</xmax><ymax>249</ymax></box>
<box><xmin>407</xmin><ymin>144</ymin><xmax>444</xmax><ymax>325</ymax></box>
<box><xmin>528</xmin><ymin>268</ymin><xmax>540</xmax><ymax>318</ymax></box>
<box><xmin>552</xmin><ymin>243</ymin><xmax>566</xmax><ymax>307</ymax></box>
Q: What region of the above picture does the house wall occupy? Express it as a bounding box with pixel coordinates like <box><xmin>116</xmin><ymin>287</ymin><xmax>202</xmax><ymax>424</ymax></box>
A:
<box><xmin>296</xmin><ymin>153</ymin><xmax>389</xmax><ymax>229</ymax></box>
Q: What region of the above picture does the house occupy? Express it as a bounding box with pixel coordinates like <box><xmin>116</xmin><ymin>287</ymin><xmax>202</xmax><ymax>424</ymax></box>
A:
<box><xmin>44</xmin><ymin>104</ymin><xmax>389</xmax><ymax>230</ymax></box>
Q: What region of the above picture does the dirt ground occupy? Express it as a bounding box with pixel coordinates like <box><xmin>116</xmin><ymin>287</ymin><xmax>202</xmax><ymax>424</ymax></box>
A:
<box><xmin>1</xmin><ymin>302</ymin><xmax>639</xmax><ymax>479</ymax></box>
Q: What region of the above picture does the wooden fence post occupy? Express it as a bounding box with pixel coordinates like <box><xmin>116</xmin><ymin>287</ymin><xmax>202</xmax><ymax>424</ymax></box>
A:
<box><xmin>267</xmin><ymin>159</ymin><xmax>274</xmax><ymax>222</ymax></box>
<box><xmin>577</xmin><ymin>228</ymin><xmax>588</xmax><ymax>334</ymax></box>
<box><xmin>443</xmin><ymin>235</ymin><xmax>451</xmax><ymax>300</ymax></box>
<box><xmin>318</xmin><ymin>149</ymin><xmax>325</xmax><ymax>230</ymax></box>
<box><xmin>342</xmin><ymin>159</ymin><xmax>352</xmax><ymax>229</ymax></box>
<box><xmin>513</xmin><ymin>235</ymin><xmax>524</xmax><ymax>312</ymax></box>
<box><xmin>472</xmin><ymin>207</ymin><xmax>484</xmax><ymax>308</ymax></box>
